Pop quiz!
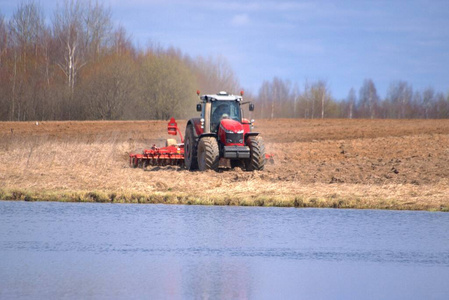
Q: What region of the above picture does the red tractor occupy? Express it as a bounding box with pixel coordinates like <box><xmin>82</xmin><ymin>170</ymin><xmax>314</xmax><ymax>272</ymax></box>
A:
<box><xmin>184</xmin><ymin>91</ymin><xmax>266</xmax><ymax>171</ymax></box>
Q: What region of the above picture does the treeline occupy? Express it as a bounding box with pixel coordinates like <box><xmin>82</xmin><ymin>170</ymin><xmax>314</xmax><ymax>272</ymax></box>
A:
<box><xmin>0</xmin><ymin>1</ymin><xmax>240</xmax><ymax>121</ymax></box>
<box><xmin>1</xmin><ymin>1</ymin><xmax>448</xmax><ymax>121</ymax></box>
<box><xmin>254</xmin><ymin>78</ymin><xmax>449</xmax><ymax>119</ymax></box>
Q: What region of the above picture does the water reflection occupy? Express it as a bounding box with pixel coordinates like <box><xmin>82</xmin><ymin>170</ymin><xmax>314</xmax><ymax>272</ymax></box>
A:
<box><xmin>1</xmin><ymin>202</ymin><xmax>449</xmax><ymax>299</ymax></box>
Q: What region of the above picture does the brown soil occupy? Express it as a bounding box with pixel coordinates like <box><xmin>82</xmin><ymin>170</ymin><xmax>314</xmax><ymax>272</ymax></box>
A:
<box><xmin>1</xmin><ymin>119</ymin><xmax>448</xmax><ymax>210</ymax></box>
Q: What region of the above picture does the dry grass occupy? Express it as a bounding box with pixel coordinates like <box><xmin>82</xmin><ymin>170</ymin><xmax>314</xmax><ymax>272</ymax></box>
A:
<box><xmin>1</xmin><ymin>119</ymin><xmax>449</xmax><ymax>211</ymax></box>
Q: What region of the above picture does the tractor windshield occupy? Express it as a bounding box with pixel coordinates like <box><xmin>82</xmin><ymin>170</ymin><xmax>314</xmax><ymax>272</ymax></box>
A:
<box><xmin>210</xmin><ymin>100</ymin><xmax>241</xmax><ymax>131</ymax></box>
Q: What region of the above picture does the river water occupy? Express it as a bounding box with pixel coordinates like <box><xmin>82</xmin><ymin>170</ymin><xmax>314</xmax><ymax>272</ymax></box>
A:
<box><xmin>1</xmin><ymin>201</ymin><xmax>449</xmax><ymax>299</ymax></box>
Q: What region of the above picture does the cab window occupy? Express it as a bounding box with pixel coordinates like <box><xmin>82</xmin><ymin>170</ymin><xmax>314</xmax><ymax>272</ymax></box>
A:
<box><xmin>210</xmin><ymin>101</ymin><xmax>241</xmax><ymax>131</ymax></box>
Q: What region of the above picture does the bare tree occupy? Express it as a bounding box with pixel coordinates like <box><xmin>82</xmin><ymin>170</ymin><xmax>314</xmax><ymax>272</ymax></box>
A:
<box><xmin>422</xmin><ymin>87</ymin><xmax>435</xmax><ymax>119</ymax></box>
<box><xmin>0</xmin><ymin>13</ymin><xmax>9</xmax><ymax>120</ymax></box>
<box><xmin>387</xmin><ymin>81</ymin><xmax>413</xmax><ymax>119</ymax></box>
<box><xmin>0</xmin><ymin>13</ymin><xmax>7</xmax><ymax>66</ymax></box>
<box><xmin>347</xmin><ymin>88</ymin><xmax>356</xmax><ymax>119</ymax></box>
<box><xmin>319</xmin><ymin>82</ymin><xmax>328</xmax><ymax>118</ymax></box>
<box><xmin>8</xmin><ymin>1</ymin><xmax>46</xmax><ymax>120</ymax></box>
<box><xmin>84</xmin><ymin>0</ymin><xmax>112</xmax><ymax>60</ymax></box>
<box><xmin>190</xmin><ymin>55</ymin><xmax>240</xmax><ymax>93</ymax></box>
<box><xmin>359</xmin><ymin>79</ymin><xmax>379</xmax><ymax>119</ymax></box>
<box><xmin>257</xmin><ymin>80</ymin><xmax>271</xmax><ymax>119</ymax></box>
<box><xmin>139</xmin><ymin>53</ymin><xmax>197</xmax><ymax>120</ymax></box>
<box><xmin>112</xmin><ymin>25</ymin><xmax>133</xmax><ymax>56</ymax></box>
<box><xmin>308</xmin><ymin>80</ymin><xmax>329</xmax><ymax>119</ymax></box>
<box><xmin>79</xmin><ymin>54</ymin><xmax>136</xmax><ymax>119</ymax></box>
<box><xmin>255</xmin><ymin>77</ymin><xmax>292</xmax><ymax>119</ymax></box>
<box><xmin>432</xmin><ymin>92</ymin><xmax>449</xmax><ymax>119</ymax></box>
<box><xmin>53</xmin><ymin>0</ymin><xmax>86</xmax><ymax>93</ymax></box>
<box><xmin>273</xmin><ymin>77</ymin><xmax>292</xmax><ymax>118</ymax></box>
<box><xmin>8</xmin><ymin>1</ymin><xmax>45</xmax><ymax>67</ymax></box>
<box><xmin>292</xmin><ymin>83</ymin><xmax>300</xmax><ymax>118</ymax></box>
<box><xmin>302</xmin><ymin>80</ymin><xmax>311</xmax><ymax>118</ymax></box>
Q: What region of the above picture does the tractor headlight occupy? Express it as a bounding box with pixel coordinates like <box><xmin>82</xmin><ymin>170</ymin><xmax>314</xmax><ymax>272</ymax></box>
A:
<box><xmin>223</xmin><ymin>128</ymin><xmax>234</xmax><ymax>134</ymax></box>
<box><xmin>223</xmin><ymin>129</ymin><xmax>244</xmax><ymax>134</ymax></box>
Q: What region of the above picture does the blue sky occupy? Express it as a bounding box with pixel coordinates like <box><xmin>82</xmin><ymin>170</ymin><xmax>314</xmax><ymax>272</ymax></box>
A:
<box><xmin>1</xmin><ymin>0</ymin><xmax>448</xmax><ymax>99</ymax></box>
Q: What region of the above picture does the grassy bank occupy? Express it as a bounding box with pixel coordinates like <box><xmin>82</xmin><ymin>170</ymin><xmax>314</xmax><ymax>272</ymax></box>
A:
<box><xmin>1</xmin><ymin>187</ymin><xmax>448</xmax><ymax>212</ymax></box>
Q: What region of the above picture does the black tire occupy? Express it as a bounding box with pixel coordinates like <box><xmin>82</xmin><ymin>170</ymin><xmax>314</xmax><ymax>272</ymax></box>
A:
<box><xmin>184</xmin><ymin>124</ymin><xmax>198</xmax><ymax>170</ymax></box>
<box><xmin>197</xmin><ymin>137</ymin><xmax>219</xmax><ymax>171</ymax></box>
<box><xmin>245</xmin><ymin>135</ymin><xmax>266</xmax><ymax>171</ymax></box>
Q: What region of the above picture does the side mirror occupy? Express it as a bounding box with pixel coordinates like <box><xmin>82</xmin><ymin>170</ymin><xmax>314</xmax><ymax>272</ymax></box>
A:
<box><xmin>249</xmin><ymin>103</ymin><xmax>255</xmax><ymax>111</ymax></box>
<box><xmin>196</xmin><ymin>103</ymin><xmax>202</xmax><ymax>112</ymax></box>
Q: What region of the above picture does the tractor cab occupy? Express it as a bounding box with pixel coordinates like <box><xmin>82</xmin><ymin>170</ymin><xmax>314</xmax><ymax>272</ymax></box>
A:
<box><xmin>210</xmin><ymin>100</ymin><xmax>242</xmax><ymax>132</ymax></box>
<box><xmin>196</xmin><ymin>91</ymin><xmax>245</xmax><ymax>133</ymax></box>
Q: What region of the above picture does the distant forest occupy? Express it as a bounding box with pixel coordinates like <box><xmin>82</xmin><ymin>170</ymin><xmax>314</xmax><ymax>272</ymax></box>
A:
<box><xmin>1</xmin><ymin>1</ymin><xmax>448</xmax><ymax>121</ymax></box>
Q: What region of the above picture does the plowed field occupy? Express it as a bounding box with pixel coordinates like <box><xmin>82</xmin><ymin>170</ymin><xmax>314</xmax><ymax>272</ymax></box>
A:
<box><xmin>1</xmin><ymin>119</ymin><xmax>448</xmax><ymax>210</ymax></box>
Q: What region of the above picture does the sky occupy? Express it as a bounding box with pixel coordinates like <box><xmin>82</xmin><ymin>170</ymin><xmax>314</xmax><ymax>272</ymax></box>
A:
<box><xmin>1</xmin><ymin>0</ymin><xmax>449</xmax><ymax>99</ymax></box>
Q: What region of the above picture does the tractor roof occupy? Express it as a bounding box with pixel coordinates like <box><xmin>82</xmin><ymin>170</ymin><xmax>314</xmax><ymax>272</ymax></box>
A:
<box><xmin>200</xmin><ymin>91</ymin><xmax>242</xmax><ymax>102</ymax></box>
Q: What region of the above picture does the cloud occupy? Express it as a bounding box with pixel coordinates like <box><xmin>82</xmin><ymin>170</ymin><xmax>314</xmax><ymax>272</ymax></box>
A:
<box><xmin>231</xmin><ymin>14</ymin><xmax>250</xmax><ymax>26</ymax></box>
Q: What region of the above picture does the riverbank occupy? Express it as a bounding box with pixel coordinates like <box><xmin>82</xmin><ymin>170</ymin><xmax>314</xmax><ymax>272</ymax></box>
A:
<box><xmin>1</xmin><ymin>119</ymin><xmax>448</xmax><ymax>211</ymax></box>
<box><xmin>1</xmin><ymin>183</ymin><xmax>448</xmax><ymax>211</ymax></box>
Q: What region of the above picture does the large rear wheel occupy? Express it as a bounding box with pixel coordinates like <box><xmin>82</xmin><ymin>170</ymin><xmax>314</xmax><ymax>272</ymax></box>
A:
<box><xmin>197</xmin><ymin>137</ymin><xmax>219</xmax><ymax>171</ymax></box>
<box><xmin>245</xmin><ymin>135</ymin><xmax>266</xmax><ymax>171</ymax></box>
<box><xmin>185</xmin><ymin>124</ymin><xmax>198</xmax><ymax>170</ymax></box>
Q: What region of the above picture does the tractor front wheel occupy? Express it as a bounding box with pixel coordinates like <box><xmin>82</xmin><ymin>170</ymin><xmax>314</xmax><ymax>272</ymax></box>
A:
<box><xmin>185</xmin><ymin>124</ymin><xmax>198</xmax><ymax>170</ymax></box>
<box><xmin>245</xmin><ymin>136</ymin><xmax>266</xmax><ymax>171</ymax></box>
<box><xmin>197</xmin><ymin>137</ymin><xmax>219</xmax><ymax>171</ymax></box>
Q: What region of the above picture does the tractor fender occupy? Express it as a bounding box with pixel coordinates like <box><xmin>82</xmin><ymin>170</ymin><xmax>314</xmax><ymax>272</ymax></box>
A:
<box><xmin>187</xmin><ymin>118</ymin><xmax>202</xmax><ymax>137</ymax></box>
<box><xmin>199</xmin><ymin>133</ymin><xmax>217</xmax><ymax>139</ymax></box>
<box><xmin>245</xmin><ymin>132</ymin><xmax>259</xmax><ymax>139</ymax></box>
